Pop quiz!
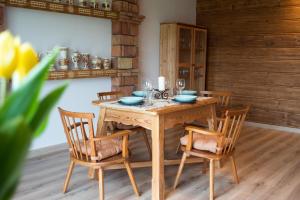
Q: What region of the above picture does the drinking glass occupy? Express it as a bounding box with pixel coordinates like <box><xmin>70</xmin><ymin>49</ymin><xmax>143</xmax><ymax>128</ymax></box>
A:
<box><xmin>176</xmin><ymin>79</ymin><xmax>185</xmax><ymax>95</ymax></box>
<box><xmin>143</xmin><ymin>80</ymin><xmax>154</xmax><ymax>105</ymax></box>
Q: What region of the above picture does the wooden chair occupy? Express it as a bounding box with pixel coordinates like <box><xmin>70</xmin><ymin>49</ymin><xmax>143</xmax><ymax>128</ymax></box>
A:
<box><xmin>176</xmin><ymin>91</ymin><xmax>233</xmax><ymax>154</ymax></box>
<box><xmin>97</xmin><ymin>91</ymin><xmax>152</xmax><ymax>160</ymax></box>
<box><xmin>97</xmin><ymin>91</ymin><xmax>123</xmax><ymax>102</ymax></box>
<box><xmin>199</xmin><ymin>91</ymin><xmax>232</xmax><ymax>107</ymax></box>
<box><xmin>173</xmin><ymin>106</ymin><xmax>250</xmax><ymax>200</ymax></box>
<box><xmin>58</xmin><ymin>107</ymin><xmax>140</xmax><ymax>200</ymax></box>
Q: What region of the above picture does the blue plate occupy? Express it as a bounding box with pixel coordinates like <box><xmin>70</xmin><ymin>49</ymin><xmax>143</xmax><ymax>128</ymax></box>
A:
<box><xmin>173</xmin><ymin>95</ymin><xmax>197</xmax><ymax>103</ymax></box>
<box><xmin>181</xmin><ymin>90</ymin><xmax>197</xmax><ymax>95</ymax></box>
<box><xmin>132</xmin><ymin>90</ymin><xmax>146</xmax><ymax>97</ymax></box>
<box><xmin>119</xmin><ymin>96</ymin><xmax>144</xmax><ymax>106</ymax></box>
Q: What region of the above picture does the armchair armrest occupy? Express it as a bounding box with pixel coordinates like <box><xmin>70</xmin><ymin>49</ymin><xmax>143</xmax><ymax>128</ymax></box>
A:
<box><xmin>185</xmin><ymin>126</ymin><xmax>222</xmax><ymax>137</ymax></box>
<box><xmin>184</xmin><ymin>126</ymin><xmax>223</xmax><ymax>151</ymax></box>
<box><xmin>91</xmin><ymin>130</ymin><xmax>132</xmax><ymax>158</ymax></box>
<box><xmin>90</xmin><ymin>130</ymin><xmax>132</xmax><ymax>141</ymax></box>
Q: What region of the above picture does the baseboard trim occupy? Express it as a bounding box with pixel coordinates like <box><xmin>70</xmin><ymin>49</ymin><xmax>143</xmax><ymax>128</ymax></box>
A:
<box><xmin>27</xmin><ymin>143</ymin><xmax>68</xmax><ymax>160</ymax></box>
<box><xmin>245</xmin><ymin>121</ymin><xmax>300</xmax><ymax>134</ymax></box>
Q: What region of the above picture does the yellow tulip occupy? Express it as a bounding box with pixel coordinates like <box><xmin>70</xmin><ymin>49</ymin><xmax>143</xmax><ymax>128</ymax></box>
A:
<box><xmin>0</xmin><ymin>31</ymin><xmax>19</xmax><ymax>79</ymax></box>
<box><xmin>16</xmin><ymin>43</ymin><xmax>38</xmax><ymax>79</ymax></box>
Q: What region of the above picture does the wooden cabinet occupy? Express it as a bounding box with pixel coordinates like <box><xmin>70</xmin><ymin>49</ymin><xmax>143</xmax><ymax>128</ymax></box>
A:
<box><xmin>160</xmin><ymin>23</ymin><xmax>207</xmax><ymax>92</ymax></box>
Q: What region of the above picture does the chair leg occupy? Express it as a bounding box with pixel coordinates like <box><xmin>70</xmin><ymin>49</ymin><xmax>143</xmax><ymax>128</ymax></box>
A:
<box><xmin>173</xmin><ymin>152</ymin><xmax>187</xmax><ymax>189</ymax></box>
<box><xmin>142</xmin><ymin>130</ymin><xmax>152</xmax><ymax>160</ymax></box>
<box><xmin>176</xmin><ymin>130</ymin><xmax>186</xmax><ymax>154</ymax></box>
<box><xmin>124</xmin><ymin>161</ymin><xmax>140</xmax><ymax>197</ymax></box>
<box><xmin>209</xmin><ymin>159</ymin><xmax>215</xmax><ymax>200</ymax></box>
<box><xmin>63</xmin><ymin>160</ymin><xmax>75</xmax><ymax>193</ymax></box>
<box><xmin>175</xmin><ymin>142</ymin><xmax>181</xmax><ymax>154</ymax></box>
<box><xmin>230</xmin><ymin>155</ymin><xmax>239</xmax><ymax>184</ymax></box>
<box><xmin>216</xmin><ymin>160</ymin><xmax>222</xmax><ymax>169</ymax></box>
<box><xmin>202</xmin><ymin>159</ymin><xmax>208</xmax><ymax>174</ymax></box>
<box><xmin>88</xmin><ymin>168</ymin><xmax>96</xmax><ymax>179</ymax></box>
<box><xmin>98</xmin><ymin>168</ymin><xmax>104</xmax><ymax>200</ymax></box>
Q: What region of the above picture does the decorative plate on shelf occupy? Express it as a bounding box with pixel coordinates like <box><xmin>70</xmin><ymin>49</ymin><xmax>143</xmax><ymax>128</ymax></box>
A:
<box><xmin>181</xmin><ymin>90</ymin><xmax>197</xmax><ymax>95</ymax></box>
<box><xmin>118</xmin><ymin>97</ymin><xmax>144</xmax><ymax>106</ymax></box>
<box><xmin>132</xmin><ymin>90</ymin><xmax>146</xmax><ymax>97</ymax></box>
<box><xmin>173</xmin><ymin>95</ymin><xmax>197</xmax><ymax>103</ymax></box>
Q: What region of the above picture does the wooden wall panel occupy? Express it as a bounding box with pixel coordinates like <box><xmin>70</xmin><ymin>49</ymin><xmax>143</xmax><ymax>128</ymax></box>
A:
<box><xmin>197</xmin><ymin>0</ymin><xmax>300</xmax><ymax>128</ymax></box>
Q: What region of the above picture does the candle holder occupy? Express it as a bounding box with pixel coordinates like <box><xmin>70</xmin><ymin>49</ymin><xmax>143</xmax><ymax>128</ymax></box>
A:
<box><xmin>154</xmin><ymin>89</ymin><xmax>169</xmax><ymax>99</ymax></box>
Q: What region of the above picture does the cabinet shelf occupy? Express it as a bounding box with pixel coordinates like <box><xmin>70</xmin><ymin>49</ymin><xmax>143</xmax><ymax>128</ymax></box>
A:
<box><xmin>2</xmin><ymin>0</ymin><xmax>119</xmax><ymax>20</ymax></box>
<box><xmin>48</xmin><ymin>69</ymin><xmax>117</xmax><ymax>80</ymax></box>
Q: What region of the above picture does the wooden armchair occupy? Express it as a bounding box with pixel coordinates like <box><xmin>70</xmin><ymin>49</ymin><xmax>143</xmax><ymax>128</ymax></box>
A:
<box><xmin>173</xmin><ymin>106</ymin><xmax>250</xmax><ymax>200</ymax></box>
<box><xmin>58</xmin><ymin>107</ymin><xmax>140</xmax><ymax>200</ymax></box>
<box><xmin>97</xmin><ymin>91</ymin><xmax>123</xmax><ymax>102</ymax></box>
<box><xmin>199</xmin><ymin>91</ymin><xmax>232</xmax><ymax>107</ymax></box>
<box><xmin>97</xmin><ymin>91</ymin><xmax>152</xmax><ymax>160</ymax></box>
<box><xmin>200</xmin><ymin>91</ymin><xmax>233</xmax><ymax>119</ymax></box>
<box><xmin>176</xmin><ymin>91</ymin><xmax>233</xmax><ymax>154</ymax></box>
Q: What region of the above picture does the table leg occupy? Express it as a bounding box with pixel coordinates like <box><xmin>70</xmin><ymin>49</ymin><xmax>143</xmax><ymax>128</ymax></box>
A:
<box><xmin>208</xmin><ymin>104</ymin><xmax>222</xmax><ymax>168</ymax></box>
<box><xmin>89</xmin><ymin>108</ymin><xmax>107</xmax><ymax>179</ymax></box>
<box><xmin>152</xmin><ymin>115</ymin><xmax>165</xmax><ymax>200</ymax></box>
<box><xmin>208</xmin><ymin>104</ymin><xmax>217</xmax><ymax>131</ymax></box>
<box><xmin>96</xmin><ymin>108</ymin><xmax>107</xmax><ymax>136</ymax></box>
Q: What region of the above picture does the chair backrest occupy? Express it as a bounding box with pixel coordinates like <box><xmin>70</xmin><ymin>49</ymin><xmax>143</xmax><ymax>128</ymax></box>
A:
<box><xmin>200</xmin><ymin>91</ymin><xmax>232</xmax><ymax>106</ymax></box>
<box><xmin>217</xmin><ymin>105</ymin><xmax>250</xmax><ymax>155</ymax></box>
<box><xmin>97</xmin><ymin>91</ymin><xmax>123</xmax><ymax>101</ymax></box>
<box><xmin>58</xmin><ymin>107</ymin><xmax>96</xmax><ymax>162</ymax></box>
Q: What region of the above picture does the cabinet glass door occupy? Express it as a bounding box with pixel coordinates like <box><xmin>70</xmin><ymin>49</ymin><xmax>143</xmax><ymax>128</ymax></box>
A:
<box><xmin>178</xmin><ymin>66</ymin><xmax>191</xmax><ymax>90</ymax></box>
<box><xmin>193</xmin><ymin>28</ymin><xmax>207</xmax><ymax>91</ymax></box>
<box><xmin>178</xmin><ymin>26</ymin><xmax>193</xmax><ymax>66</ymax></box>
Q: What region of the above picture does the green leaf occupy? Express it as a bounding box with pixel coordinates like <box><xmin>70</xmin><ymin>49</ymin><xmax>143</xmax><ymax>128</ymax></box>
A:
<box><xmin>31</xmin><ymin>83</ymin><xmax>68</xmax><ymax>137</ymax></box>
<box><xmin>34</xmin><ymin>115</ymin><xmax>49</xmax><ymax>138</ymax></box>
<box><xmin>0</xmin><ymin>117</ymin><xmax>32</xmax><ymax>200</ymax></box>
<box><xmin>0</xmin><ymin>48</ymin><xmax>59</xmax><ymax>126</ymax></box>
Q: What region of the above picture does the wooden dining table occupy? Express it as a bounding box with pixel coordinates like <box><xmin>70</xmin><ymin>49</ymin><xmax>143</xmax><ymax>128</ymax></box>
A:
<box><xmin>92</xmin><ymin>97</ymin><xmax>217</xmax><ymax>200</ymax></box>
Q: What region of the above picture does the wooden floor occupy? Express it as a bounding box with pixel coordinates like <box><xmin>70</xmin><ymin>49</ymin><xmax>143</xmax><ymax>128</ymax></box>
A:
<box><xmin>13</xmin><ymin>126</ymin><xmax>300</xmax><ymax>200</ymax></box>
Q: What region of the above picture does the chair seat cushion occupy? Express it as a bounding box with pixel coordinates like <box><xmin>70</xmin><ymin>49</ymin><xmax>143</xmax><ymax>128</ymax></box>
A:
<box><xmin>180</xmin><ymin>133</ymin><xmax>218</xmax><ymax>153</ymax></box>
<box><xmin>74</xmin><ymin>139</ymin><xmax>122</xmax><ymax>161</ymax></box>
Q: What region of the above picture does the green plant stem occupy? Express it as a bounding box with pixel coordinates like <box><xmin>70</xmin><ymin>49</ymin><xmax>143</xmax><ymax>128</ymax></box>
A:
<box><xmin>0</xmin><ymin>78</ymin><xmax>7</xmax><ymax>106</ymax></box>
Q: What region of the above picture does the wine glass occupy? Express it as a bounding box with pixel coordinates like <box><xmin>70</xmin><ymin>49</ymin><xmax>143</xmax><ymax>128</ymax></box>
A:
<box><xmin>176</xmin><ymin>79</ymin><xmax>185</xmax><ymax>95</ymax></box>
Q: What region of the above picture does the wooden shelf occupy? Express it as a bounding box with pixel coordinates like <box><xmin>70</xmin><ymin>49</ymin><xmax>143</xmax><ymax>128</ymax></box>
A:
<box><xmin>48</xmin><ymin>69</ymin><xmax>117</xmax><ymax>80</ymax></box>
<box><xmin>2</xmin><ymin>0</ymin><xmax>119</xmax><ymax>20</ymax></box>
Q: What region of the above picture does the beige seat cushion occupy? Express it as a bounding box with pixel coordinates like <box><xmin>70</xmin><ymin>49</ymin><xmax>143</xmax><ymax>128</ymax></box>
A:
<box><xmin>180</xmin><ymin>133</ymin><xmax>219</xmax><ymax>153</ymax></box>
<box><xmin>73</xmin><ymin>139</ymin><xmax>122</xmax><ymax>161</ymax></box>
<box><xmin>180</xmin><ymin>133</ymin><xmax>232</xmax><ymax>153</ymax></box>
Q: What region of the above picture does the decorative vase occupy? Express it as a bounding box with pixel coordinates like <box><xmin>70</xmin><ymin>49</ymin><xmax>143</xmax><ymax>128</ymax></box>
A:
<box><xmin>103</xmin><ymin>58</ymin><xmax>111</xmax><ymax>70</ymax></box>
<box><xmin>101</xmin><ymin>0</ymin><xmax>112</xmax><ymax>11</ymax></box>
<box><xmin>71</xmin><ymin>51</ymin><xmax>81</xmax><ymax>70</ymax></box>
<box><xmin>81</xmin><ymin>53</ymin><xmax>90</xmax><ymax>70</ymax></box>
<box><xmin>92</xmin><ymin>56</ymin><xmax>102</xmax><ymax>69</ymax></box>
<box><xmin>58</xmin><ymin>47</ymin><xmax>69</xmax><ymax>71</ymax></box>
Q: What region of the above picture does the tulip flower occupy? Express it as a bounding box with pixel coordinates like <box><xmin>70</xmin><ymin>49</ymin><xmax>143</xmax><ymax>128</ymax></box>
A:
<box><xmin>16</xmin><ymin>43</ymin><xmax>38</xmax><ymax>79</ymax></box>
<box><xmin>0</xmin><ymin>31</ymin><xmax>67</xmax><ymax>200</ymax></box>
<box><xmin>0</xmin><ymin>31</ymin><xmax>19</xmax><ymax>79</ymax></box>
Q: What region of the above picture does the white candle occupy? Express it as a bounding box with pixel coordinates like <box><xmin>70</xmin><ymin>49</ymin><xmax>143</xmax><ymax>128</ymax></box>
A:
<box><xmin>158</xmin><ymin>76</ymin><xmax>165</xmax><ymax>91</ymax></box>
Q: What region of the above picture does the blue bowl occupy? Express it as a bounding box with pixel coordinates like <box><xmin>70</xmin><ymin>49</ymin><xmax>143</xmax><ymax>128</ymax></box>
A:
<box><xmin>181</xmin><ymin>90</ymin><xmax>197</xmax><ymax>95</ymax></box>
<box><xmin>173</xmin><ymin>95</ymin><xmax>197</xmax><ymax>103</ymax></box>
<box><xmin>119</xmin><ymin>96</ymin><xmax>144</xmax><ymax>105</ymax></box>
<box><xmin>132</xmin><ymin>90</ymin><xmax>146</xmax><ymax>97</ymax></box>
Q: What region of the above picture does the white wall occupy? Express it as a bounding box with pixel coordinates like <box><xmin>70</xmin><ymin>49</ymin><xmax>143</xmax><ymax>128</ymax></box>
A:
<box><xmin>5</xmin><ymin>0</ymin><xmax>197</xmax><ymax>150</ymax></box>
<box><xmin>139</xmin><ymin>0</ymin><xmax>197</xmax><ymax>87</ymax></box>
<box><xmin>6</xmin><ymin>7</ymin><xmax>112</xmax><ymax>149</ymax></box>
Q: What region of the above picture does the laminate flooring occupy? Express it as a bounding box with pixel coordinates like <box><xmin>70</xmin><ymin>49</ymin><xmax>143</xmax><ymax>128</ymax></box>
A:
<box><xmin>13</xmin><ymin>126</ymin><xmax>300</xmax><ymax>200</ymax></box>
